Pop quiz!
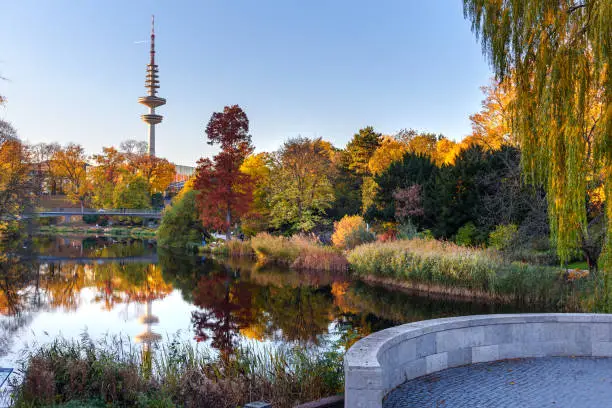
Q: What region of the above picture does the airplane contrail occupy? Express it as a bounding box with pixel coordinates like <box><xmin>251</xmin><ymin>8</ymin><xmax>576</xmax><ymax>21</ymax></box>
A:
<box><xmin>134</xmin><ymin>40</ymin><xmax>148</xmax><ymax>44</ymax></box>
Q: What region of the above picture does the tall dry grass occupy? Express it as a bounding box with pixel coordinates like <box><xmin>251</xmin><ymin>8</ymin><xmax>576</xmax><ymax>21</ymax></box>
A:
<box><xmin>251</xmin><ymin>233</ymin><xmax>348</xmax><ymax>272</ymax></box>
<box><xmin>225</xmin><ymin>239</ymin><xmax>255</xmax><ymax>258</ymax></box>
<box><xmin>347</xmin><ymin>238</ymin><xmax>575</xmax><ymax>304</ymax></box>
<box><xmin>11</xmin><ymin>335</ymin><xmax>343</xmax><ymax>408</ymax></box>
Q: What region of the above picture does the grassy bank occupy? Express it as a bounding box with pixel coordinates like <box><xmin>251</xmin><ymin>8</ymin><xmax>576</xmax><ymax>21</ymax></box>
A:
<box><xmin>10</xmin><ymin>336</ymin><xmax>343</xmax><ymax>408</ymax></box>
<box><xmin>38</xmin><ymin>225</ymin><xmax>157</xmax><ymax>239</ymax></box>
<box><xmin>201</xmin><ymin>234</ymin><xmax>588</xmax><ymax>305</ymax></box>
<box><xmin>202</xmin><ymin>233</ymin><xmax>348</xmax><ymax>273</ymax></box>
<box><xmin>347</xmin><ymin>239</ymin><xmax>585</xmax><ymax>305</ymax></box>
<box><xmin>250</xmin><ymin>233</ymin><xmax>347</xmax><ymax>272</ymax></box>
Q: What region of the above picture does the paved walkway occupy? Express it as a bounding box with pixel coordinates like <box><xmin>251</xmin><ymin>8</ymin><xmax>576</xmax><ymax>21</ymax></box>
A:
<box><xmin>383</xmin><ymin>357</ymin><xmax>612</xmax><ymax>408</ymax></box>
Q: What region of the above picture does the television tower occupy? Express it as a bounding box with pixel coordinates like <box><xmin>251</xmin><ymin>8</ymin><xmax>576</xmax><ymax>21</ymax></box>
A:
<box><xmin>138</xmin><ymin>15</ymin><xmax>165</xmax><ymax>157</ymax></box>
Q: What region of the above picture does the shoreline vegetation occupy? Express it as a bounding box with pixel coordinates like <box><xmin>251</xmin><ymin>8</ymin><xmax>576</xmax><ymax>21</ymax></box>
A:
<box><xmin>9</xmin><ymin>335</ymin><xmax>343</xmax><ymax>408</ymax></box>
<box><xmin>37</xmin><ymin>225</ymin><xmax>157</xmax><ymax>239</ymax></box>
<box><xmin>201</xmin><ymin>234</ymin><xmax>589</xmax><ymax>307</ymax></box>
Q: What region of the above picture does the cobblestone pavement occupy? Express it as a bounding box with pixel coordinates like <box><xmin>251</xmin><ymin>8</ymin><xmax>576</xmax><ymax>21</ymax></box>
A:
<box><xmin>383</xmin><ymin>357</ymin><xmax>612</xmax><ymax>408</ymax></box>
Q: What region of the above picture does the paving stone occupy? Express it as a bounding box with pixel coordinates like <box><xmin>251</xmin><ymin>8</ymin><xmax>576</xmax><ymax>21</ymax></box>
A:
<box><xmin>383</xmin><ymin>357</ymin><xmax>612</xmax><ymax>408</ymax></box>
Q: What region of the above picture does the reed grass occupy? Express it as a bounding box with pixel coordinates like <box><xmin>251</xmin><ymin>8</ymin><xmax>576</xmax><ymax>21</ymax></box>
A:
<box><xmin>347</xmin><ymin>238</ymin><xmax>580</xmax><ymax>304</ymax></box>
<box><xmin>11</xmin><ymin>334</ymin><xmax>343</xmax><ymax>408</ymax></box>
<box><xmin>250</xmin><ymin>233</ymin><xmax>348</xmax><ymax>272</ymax></box>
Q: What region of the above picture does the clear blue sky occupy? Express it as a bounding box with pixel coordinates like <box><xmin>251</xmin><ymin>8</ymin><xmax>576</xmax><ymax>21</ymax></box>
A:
<box><xmin>0</xmin><ymin>1</ymin><xmax>491</xmax><ymax>166</ymax></box>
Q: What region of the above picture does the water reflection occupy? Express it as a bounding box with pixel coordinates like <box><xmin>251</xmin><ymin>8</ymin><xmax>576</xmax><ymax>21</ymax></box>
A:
<box><xmin>0</xmin><ymin>235</ymin><xmax>560</xmax><ymax>366</ymax></box>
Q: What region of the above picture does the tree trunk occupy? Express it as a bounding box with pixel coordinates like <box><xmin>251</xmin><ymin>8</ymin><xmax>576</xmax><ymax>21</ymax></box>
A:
<box><xmin>226</xmin><ymin>206</ymin><xmax>231</xmax><ymax>241</ymax></box>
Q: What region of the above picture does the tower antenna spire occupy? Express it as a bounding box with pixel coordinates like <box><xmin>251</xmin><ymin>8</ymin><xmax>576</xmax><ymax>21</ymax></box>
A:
<box><xmin>150</xmin><ymin>15</ymin><xmax>155</xmax><ymax>66</ymax></box>
<box><xmin>138</xmin><ymin>14</ymin><xmax>166</xmax><ymax>157</ymax></box>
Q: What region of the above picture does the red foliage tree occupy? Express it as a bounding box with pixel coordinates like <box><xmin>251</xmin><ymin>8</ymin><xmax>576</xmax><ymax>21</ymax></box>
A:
<box><xmin>195</xmin><ymin>105</ymin><xmax>254</xmax><ymax>239</ymax></box>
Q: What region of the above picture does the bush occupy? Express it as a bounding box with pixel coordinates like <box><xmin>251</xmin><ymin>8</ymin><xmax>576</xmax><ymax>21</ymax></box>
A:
<box><xmin>331</xmin><ymin>215</ymin><xmax>374</xmax><ymax>249</ymax></box>
<box><xmin>158</xmin><ymin>190</ymin><xmax>207</xmax><ymax>249</ymax></box>
<box><xmin>455</xmin><ymin>222</ymin><xmax>478</xmax><ymax>246</ymax></box>
<box><xmin>489</xmin><ymin>224</ymin><xmax>518</xmax><ymax>250</ymax></box>
<box><xmin>82</xmin><ymin>214</ymin><xmax>100</xmax><ymax>224</ymax></box>
<box><xmin>397</xmin><ymin>221</ymin><xmax>418</xmax><ymax>240</ymax></box>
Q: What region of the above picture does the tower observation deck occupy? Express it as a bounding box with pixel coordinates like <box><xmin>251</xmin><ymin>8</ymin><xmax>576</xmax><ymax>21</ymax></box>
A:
<box><xmin>138</xmin><ymin>15</ymin><xmax>165</xmax><ymax>157</ymax></box>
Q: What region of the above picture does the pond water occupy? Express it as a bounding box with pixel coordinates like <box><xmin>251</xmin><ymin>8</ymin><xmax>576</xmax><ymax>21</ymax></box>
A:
<box><xmin>0</xmin><ymin>235</ymin><xmax>549</xmax><ymax>369</ymax></box>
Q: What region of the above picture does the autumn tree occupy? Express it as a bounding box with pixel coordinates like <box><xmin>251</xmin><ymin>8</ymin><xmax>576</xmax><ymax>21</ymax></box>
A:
<box><xmin>343</xmin><ymin>127</ymin><xmax>382</xmax><ymax>215</ymax></box>
<box><xmin>239</xmin><ymin>153</ymin><xmax>272</xmax><ymax>235</ymax></box>
<box><xmin>112</xmin><ymin>175</ymin><xmax>151</xmax><ymax>209</ymax></box>
<box><xmin>368</xmin><ymin>136</ymin><xmax>408</xmax><ymax>177</ymax></box>
<box><xmin>195</xmin><ymin>105</ymin><xmax>254</xmax><ymax>240</ymax></box>
<box><xmin>396</xmin><ymin>129</ymin><xmax>440</xmax><ymax>156</ymax></box>
<box><xmin>463</xmin><ymin>0</ymin><xmax>611</xmax><ymax>271</ymax></box>
<box><xmin>345</xmin><ymin>126</ymin><xmax>382</xmax><ymax>176</ymax></box>
<box><xmin>0</xmin><ymin>122</ymin><xmax>37</xmax><ymax>234</ymax></box>
<box><xmin>434</xmin><ymin>138</ymin><xmax>461</xmax><ymax>166</ymax></box>
<box><xmin>269</xmin><ymin>137</ymin><xmax>336</xmax><ymax>232</ymax></box>
<box><xmin>463</xmin><ymin>78</ymin><xmax>515</xmax><ymax>151</ymax></box>
<box><xmin>125</xmin><ymin>154</ymin><xmax>175</xmax><ymax>194</ymax></box>
<box><xmin>90</xmin><ymin>147</ymin><xmax>126</xmax><ymax>208</ymax></box>
<box><xmin>31</xmin><ymin>142</ymin><xmax>61</xmax><ymax>194</ymax></box>
<box><xmin>50</xmin><ymin>144</ymin><xmax>90</xmax><ymax>210</ymax></box>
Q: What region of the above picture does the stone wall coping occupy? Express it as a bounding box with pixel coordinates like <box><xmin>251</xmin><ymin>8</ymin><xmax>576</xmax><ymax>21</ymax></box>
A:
<box><xmin>344</xmin><ymin>313</ymin><xmax>612</xmax><ymax>407</ymax></box>
<box><xmin>345</xmin><ymin>314</ymin><xmax>612</xmax><ymax>369</ymax></box>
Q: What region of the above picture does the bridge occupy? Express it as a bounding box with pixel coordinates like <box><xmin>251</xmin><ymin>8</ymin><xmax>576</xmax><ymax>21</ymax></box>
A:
<box><xmin>28</xmin><ymin>208</ymin><xmax>163</xmax><ymax>219</ymax></box>
<box><xmin>32</xmin><ymin>255</ymin><xmax>159</xmax><ymax>264</ymax></box>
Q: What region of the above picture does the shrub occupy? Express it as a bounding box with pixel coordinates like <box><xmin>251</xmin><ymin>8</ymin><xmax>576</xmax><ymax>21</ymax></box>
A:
<box><xmin>377</xmin><ymin>230</ymin><xmax>397</xmax><ymax>242</ymax></box>
<box><xmin>158</xmin><ymin>190</ymin><xmax>207</xmax><ymax>249</ymax></box>
<box><xmin>332</xmin><ymin>215</ymin><xmax>374</xmax><ymax>249</ymax></box>
<box><xmin>455</xmin><ymin>222</ymin><xmax>477</xmax><ymax>246</ymax></box>
<box><xmin>82</xmin><ymin>214</ymin><xmax>100</xmax><ymax>224</ymax></box>
<box><xmin>489</xmin><ymin>224</ymin><xmax>518</xmax><ymax>250</ymax></box>
<box><xmin>397</xmin><ymin>221</ymin><xmax>418</xmax><ymax>240</ymax></box>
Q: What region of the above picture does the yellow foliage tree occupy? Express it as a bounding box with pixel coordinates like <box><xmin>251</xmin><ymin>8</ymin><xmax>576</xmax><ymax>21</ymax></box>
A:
<box><xmin>463</xmin><ymin>78</ymin><xmax>516</xmax><ymax>151</ymax></box>
<box><xmin>50</xmin><ymin>144</ymin><xmax>90</xmax><ymax>210</ymax></box>
<box><xmin>368</xmin><ymin>136</ymin><xmax>408</xmax><ymax>176</ymax></box>
<box><xmin>240</xmin><ymin>152</ymin><xmax>272</xmax><ymax>235</ymax></box>
<box><xmin>126</xmin><ymin>154</ymin><xmax>176</xmax><ymax>194</ymax></box>
<box><xmin>332</xmin><ymin>215</ymin><xmax>373</xmax><ymax>249</ymax></box>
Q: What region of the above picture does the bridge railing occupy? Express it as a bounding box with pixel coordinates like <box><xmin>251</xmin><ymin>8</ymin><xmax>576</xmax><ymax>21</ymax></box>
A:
<box><xmin>34</xmin><ymin>208</ymin><xmax>162</xmax><ymax>215</ymax></box>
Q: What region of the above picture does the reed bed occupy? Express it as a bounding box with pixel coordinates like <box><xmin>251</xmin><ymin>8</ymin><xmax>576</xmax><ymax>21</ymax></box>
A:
<box><xmin>225</xmin><ymin>239</ymin><xmax>255</xmax><ymax>258</ymax></box>
<box><xmin>250</xmin><ymin>233</ymin><xmax>348</xmax><ymax>272</ymax></box>
<box><xmin>10</xmin><ymin>334</ymin><xmax>343</xmax><ymax>408</ymax></box>
<box><xmin>347</xmin><ymin>238</ymin><xmax>580</xmax><ymax>305</ymax></box>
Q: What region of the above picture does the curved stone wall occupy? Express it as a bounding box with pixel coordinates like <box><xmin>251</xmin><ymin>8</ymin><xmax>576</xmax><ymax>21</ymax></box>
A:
<box><xmin>344</xmin><ymin>314</ymin><xmax>612</xmax><ymax>408</ymax></box>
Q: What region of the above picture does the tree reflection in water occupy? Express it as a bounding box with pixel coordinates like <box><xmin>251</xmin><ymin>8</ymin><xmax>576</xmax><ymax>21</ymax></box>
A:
<box><xmin>1</xmin><ymin>236</ymin><xmax>550</xmax><ymax>363</ymax></box>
